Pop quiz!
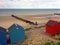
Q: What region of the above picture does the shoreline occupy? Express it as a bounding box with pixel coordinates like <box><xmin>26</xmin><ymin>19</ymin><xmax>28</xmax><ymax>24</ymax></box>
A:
<box><xmin>0</xmin><ymin>13</ymin><xmax>53</xmax><ymax>16</ymax></box>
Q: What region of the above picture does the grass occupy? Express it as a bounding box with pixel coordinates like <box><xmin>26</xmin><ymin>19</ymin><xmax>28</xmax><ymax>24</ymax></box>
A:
<box><xmin>54</xmin><ymin>38</ymin><xmax>60</xmax><ymax>40</ymax></box>
<box><xmin>44</xmin><ymin>40</ymin><xmax>54</xmax><ymax>45</ymax></box>
<box><xmin>25</xmin><ymin>25</ymin><xmax>45</xmax><ymax>31</ymax></box>
<box><xmin>53</xmin><ymin>34</ymin><xmax>60</xmax><ymax>40</ymax></box>
<box><xmin>25</xmin><ymin>28</ymin><xmax>32</xmax><ymax>31</ymax></box>
<box><xmin>44</xmin><ymin>42</ymin><xmax>51</xmax><ymax>45</ymax></box>
<box><xmin>56</xmin><ymin>42</ymin><xmax>60</xmax><ymax>45</ymax></box>
<box><xmin>34</xmin><ymin>25</ymin><xmax>45</xmax><ymax>28</ymax></box>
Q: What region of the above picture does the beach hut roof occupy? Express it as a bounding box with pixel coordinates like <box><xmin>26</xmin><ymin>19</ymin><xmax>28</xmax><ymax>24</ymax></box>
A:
<box><xmin>0</xmin><ymin>26</ymin><xmax>6</xmax><ymax>32</ymax></box>
<box><xmin>46</xmin><ymin>20</ymin><xmax>56</xmax><ymax>26</ymax></box>
<box><xmin>59</xmin><ymin>21</ymin><xmax>60</xmax><ymax>23</ymax></box>
<box><xmin>8</xmin><ymin>23</ymin><xmax>24</xmax><ymax>31</ymax></box>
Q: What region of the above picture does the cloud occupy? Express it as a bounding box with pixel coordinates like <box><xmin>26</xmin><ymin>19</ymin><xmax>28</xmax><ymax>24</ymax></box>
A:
<box><xmin>0</xmin><ymin>0</ymin><xmax>60</xmax><ymax>9</ymax></box>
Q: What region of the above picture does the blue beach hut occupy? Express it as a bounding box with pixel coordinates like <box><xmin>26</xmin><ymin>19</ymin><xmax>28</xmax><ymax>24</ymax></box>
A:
<box><xmin>8</xmin><ymin>23</ymin><xmax>25</xmax><ymax>43</ymax></box>
<box><xmin>0</xmin><ymin>27</ymin><xmax>7</xmax><ymax>45</ymax></box>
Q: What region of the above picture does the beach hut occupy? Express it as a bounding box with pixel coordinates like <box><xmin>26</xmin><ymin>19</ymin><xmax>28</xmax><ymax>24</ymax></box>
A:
<box><xmin>46</xmin><ymin>20</ymin><xmax>59</xmax><ymax>34</ymax></box>
<box><xmin>0</xmin><ymin>27</ymin><xmax>7</xmax><ymax>45</ymax></box>
<box><xmin>8</xmin><ymin>23</ymin><xmax>25</xmax><ymax>43</ymax></box>
<box><xmin>58</xmin><ymin>21</ymin><xmax>60</xmax><ymax>33</ymax></box>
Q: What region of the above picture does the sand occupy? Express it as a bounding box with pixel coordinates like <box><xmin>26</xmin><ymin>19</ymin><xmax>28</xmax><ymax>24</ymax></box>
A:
<box><xmin>0</xmin><ymin>14</ymin><xmax>60</xmax><ymax>45</ymax></box>
<box><xmin>0</xmin><ymin>14</ymin><xmax>60</xmax><ymax>28</ymax></box>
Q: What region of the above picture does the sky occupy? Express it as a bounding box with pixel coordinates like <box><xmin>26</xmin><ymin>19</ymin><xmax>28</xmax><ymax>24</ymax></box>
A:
<box><xmin>0</xmin><ymin>0</ymin><xmax>60</xmax><ymax>9</ymax></box>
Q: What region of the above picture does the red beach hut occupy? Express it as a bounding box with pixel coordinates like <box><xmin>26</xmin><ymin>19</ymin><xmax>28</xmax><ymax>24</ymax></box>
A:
<box><xmin>58</xmin><ymin>21</ymin><xmax>60</xmax><ymax>33</ymax></box>
<box><xmin>46</xmin><ymin>20</ymin><xmax>59</xmax><ymax>34</ymax></box>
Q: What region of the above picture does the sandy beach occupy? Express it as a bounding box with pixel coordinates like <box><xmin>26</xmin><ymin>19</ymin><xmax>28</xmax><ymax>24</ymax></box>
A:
<box><xmin>0</xmin><ymin>13</ymin><xmax>60</xmax><ymax>45</ymax></box>
<box><xmin>0</xmin><ymin>13</ymin><xmax>60</xmax><ymax>28</ymax></box>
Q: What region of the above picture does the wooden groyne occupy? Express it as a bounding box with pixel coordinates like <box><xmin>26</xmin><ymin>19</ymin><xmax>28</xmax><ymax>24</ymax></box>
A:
<box><xmin>54</xmin><ymin>13</ymin><xmax>60</xmax><ymax>15</ymax></box>
<box><xmin>11</xmin><ymin>15</ymin><xmax>38</xmax><ymax>25</ymax></box>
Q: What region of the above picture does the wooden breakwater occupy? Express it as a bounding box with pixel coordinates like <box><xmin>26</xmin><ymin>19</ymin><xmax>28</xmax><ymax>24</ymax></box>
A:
<box><xmin>11</xmin><ymin>15</ymin><xmax>38</xmax><ymax>25</ymax></box>
<box><xmin>54</xmin><ymin>13</ymin><xmax>60</xmax><ymax>15</ymax></box>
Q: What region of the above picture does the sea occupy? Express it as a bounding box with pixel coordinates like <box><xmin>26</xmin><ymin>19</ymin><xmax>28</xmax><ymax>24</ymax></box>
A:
<box><xmin>0</xmin><ymin>9</ymin><xmax>60</xmax><ymax>16</ymax></box>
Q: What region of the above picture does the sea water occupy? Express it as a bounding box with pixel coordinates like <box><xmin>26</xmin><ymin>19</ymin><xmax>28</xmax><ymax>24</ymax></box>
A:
<box><xmin>0</xmin><ymin>9</ymin><xmax>60</xmax><ymax>16</ymax></box>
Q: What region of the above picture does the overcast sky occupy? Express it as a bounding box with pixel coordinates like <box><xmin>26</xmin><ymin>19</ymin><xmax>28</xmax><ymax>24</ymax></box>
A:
<box><xmin>0</xmin><ymin>0</ymin><xmax>60</xmax><ymax>9</ymax></box>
